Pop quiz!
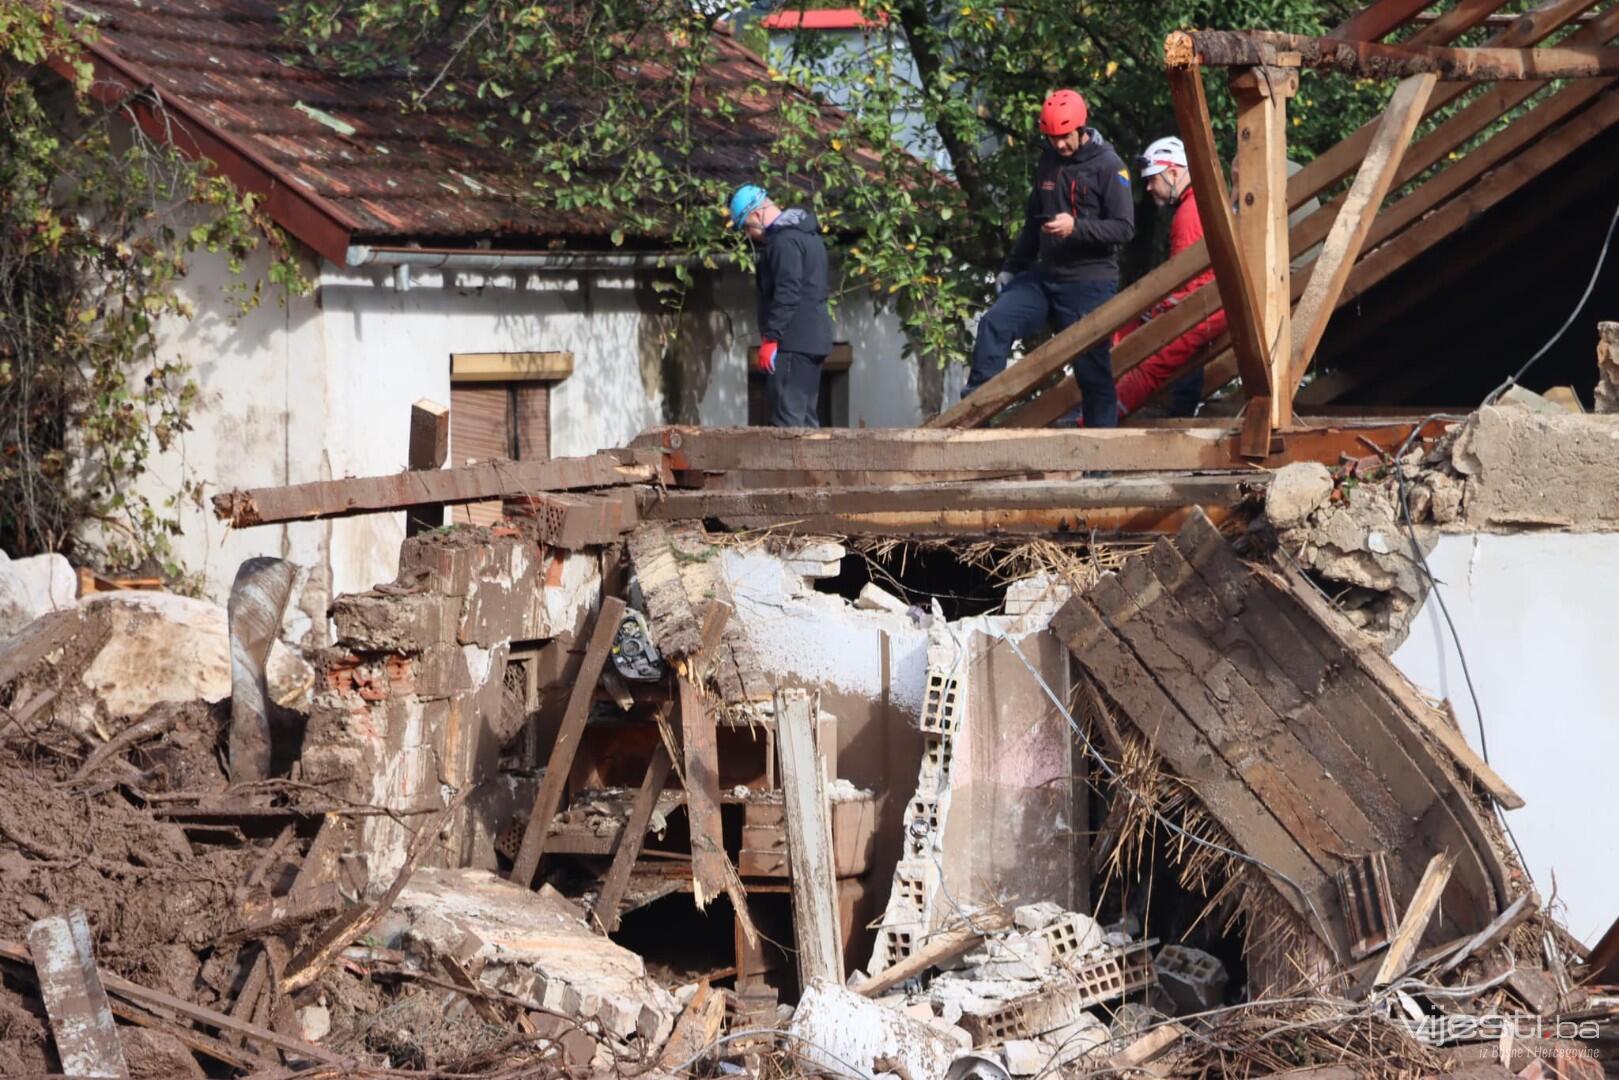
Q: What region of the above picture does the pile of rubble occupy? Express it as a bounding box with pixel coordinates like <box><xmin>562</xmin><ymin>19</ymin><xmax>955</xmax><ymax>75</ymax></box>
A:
<box><xmin>2</xmin><ymin>420</ymin><xmax>1618</xmax><ymax>1078</ymax></box>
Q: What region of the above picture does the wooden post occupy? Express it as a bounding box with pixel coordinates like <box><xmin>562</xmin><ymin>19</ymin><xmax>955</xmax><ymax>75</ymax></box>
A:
<box><xmin>1374</xmin><ymin>850</ymin><xmax>1459</xmax><ymax>987</ymax></box>
<box><xmin>776</xmin><ymin>688</ymin><xmax>842</xmax><ymax>990</ymax></box>
<box><xmin>1168</xmin><ymin>65</ymin><xmax>1275</xmax><ymax>456</ymax></box>
<box><xmin>509</xmin><ymin>595</ymin><xmax>627</xmax><ymax>888</ymax></box>
<box><xmin>406</xmin><ymin>399</ymin><xmax>449</xmax><ymax>536</ymax></box>
<box><xmin>1229</xmin><ymin>66</ymin><xmax>1298</xmax><ymax>431</ymax></box>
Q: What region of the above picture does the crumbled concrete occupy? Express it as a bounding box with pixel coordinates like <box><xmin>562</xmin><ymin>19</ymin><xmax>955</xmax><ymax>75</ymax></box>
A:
<box><xmin>1002</xmin><ymin>1038</ymin><xmax>1047</xmax><ymax>1075</ymax></box>
<box><xmin>1452</xmin><ymin>407</ymin><xmax>1619</xmax><ymax>531</ymax></box>
<box><xmin>1264</xmin><ymin>462</ymin><xmax>1334</xmax><ymax>529</ymax></box>
<box><xmin>376</xmin><ymin>867</ymin><xmax>677</xmax><ymax>1046</ymax></box>
<box><xmin>1271</xmin><ymin>480</ymin><xmax>1437</xmax><ymax>650</ymax></box>
<box><xmin>855</xmin><ymin>581</ymin><xmax>910</xmax><ymax>614</ymax></box>
<box><xmin>1013</xmin><ymin>902</ymin><xmax>1065</xmax><ymax>932</ymax></box>
<box><xmin>0</xmin><ymin>550</ymin><xmax>75</xmax><ymax>638</ymax></box>
<box><xmin>1598</xmin><ymin>322</ymin><xmax>1619</xmax><ymax>414</ymax></box>
<box><xmin>1496</xmin><ymin>385</ymin><xmax>1568</xmax><ymax>416</ymax></box>
<box><xmin>788</xmin><ymin>979</ymin><xmax>961</xmax><ymax>1080</ymax></box>
<box><xmin>296</xmin><ymin>1004</ymin><xmax>332</xmax><ymax>1042</ymax></box>
<box><xmin>965</xmin><ymin>934</ymin><xmax>1054</xmax><ymax>981</ymax></box>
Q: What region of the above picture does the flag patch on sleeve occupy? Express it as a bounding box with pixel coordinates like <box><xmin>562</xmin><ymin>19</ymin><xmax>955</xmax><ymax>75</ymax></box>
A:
<box><xmin>1117</xmin><ymin>168</ymin><xmax>1131</xmax><ymax>186</ymax></box>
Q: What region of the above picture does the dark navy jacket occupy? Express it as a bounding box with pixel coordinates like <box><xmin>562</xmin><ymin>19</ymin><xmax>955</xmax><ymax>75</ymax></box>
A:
<box><xmin>758</xmin><ymin>208</ymin><xmax>834</xmax><ymax>356</ymax></box>
<box><xmin>1004</xmin><ymin>129</ymin><xmax>1136</xmax><ymax>282</ymax></box>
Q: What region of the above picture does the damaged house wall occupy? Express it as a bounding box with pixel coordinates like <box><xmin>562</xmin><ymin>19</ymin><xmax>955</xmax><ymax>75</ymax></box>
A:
<box><xmin>1393</xmin><ymin>532</ymin><xmax>1619</xmax><ymax>946</ymax></box>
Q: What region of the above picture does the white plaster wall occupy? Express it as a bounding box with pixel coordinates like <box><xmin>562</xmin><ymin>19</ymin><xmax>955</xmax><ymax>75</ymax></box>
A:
<box><xmin>700</xmin><ymin>269</ymin><xmax>934</xmax><ymax>428</ymax></box>
<box><xmin>1392</xmin><ymin>532</ymin><xmax>1619</xmax><ymax>945</ymax></box>
<box><xmin>135</xmin><ymin>244</ymin><xmax>331</xmax><ymax>638</ymax></box>
<box><xmin>316</xmin><ymin>265</ymin><xmax>673</xmax><ymax>595</ymax></box>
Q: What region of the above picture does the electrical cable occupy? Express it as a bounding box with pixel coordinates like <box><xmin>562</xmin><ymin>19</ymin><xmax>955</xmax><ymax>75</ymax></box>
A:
<box><xmin>1483</xmin><ymin>195</ymin><xmax>1619</xmax><ymax>405</ymax></box>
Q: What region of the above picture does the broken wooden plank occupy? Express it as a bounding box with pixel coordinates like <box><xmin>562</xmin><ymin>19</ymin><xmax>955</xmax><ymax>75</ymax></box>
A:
<box><xmin>658</xmin><ymin>981</ymin><xmax>727</xmax><ymax>1070</ymax></box>
<box><xmin>681</xmin><ymin>674</ymin><xmax>729</xmax><ymax>909</ymax></box>
<box><xmin>853</xmin><ymin>911</ymin><xmax>1013</xmax><ymax>997</ymax></box>
<box><xmin>1437</xmin><ymin>889</ymin><xmax>1539</xmax><ymax>976</ymax></box>
<box><xmin>1104</xmin><ymin>1021</ymin><xmax>1191</xmax><ymax>1072</ymax></box>
<box><xmin>776</xmin><ymin>688</ymin><xmax>843</xmax><ymax>990</ymax></box>
<box><xmin>219</xmin><ymin>883</ymin><xmax>345</xmax><ymax>945</ymax></box>
<box><xmin>644</xmin><ymin>426</ymin><xmax>1242</xmax><ymax>473</ymax></box>
<box><xmin>27</xmin><ymin>911</ymin><xmax>128</xmax><ymax>1079</ymax></box>
<box><xmin>592</xmin><ymin>741</ymin><xmax>674</xmax><ymax>933</ymax></box>
<box><xmin>509</xmin><ymin>594</ymin><xmax>627</xmax><ymax>888</ymax></box>
<box><xmin>406</xmin><ymin>398</ymin><xmax>450</xmax><ymax>536</ymax></box>
<box><xmin>1289</xmin><ymin>72</ymin><xmax>1438</xmax><ymax>391</ymax></box>
<box><xmin>642</xmin><ymin>476</ymin><xmax>1262</xmax><ymax>520</ymax></box>
<box><xmin>1375</xmin><ymin>850</ymin><xmax>1459</xmax><ymax>987</ymax></box>
<box><xmin>212</xmin><ymin>452</ymin><xmax>655</xmax><ymax>527</ymax></box>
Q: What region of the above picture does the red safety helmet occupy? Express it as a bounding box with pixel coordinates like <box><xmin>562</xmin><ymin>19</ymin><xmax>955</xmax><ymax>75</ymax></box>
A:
<box><xmin>1039</xmin><ymin>89</ymin><xmax>1088</xmax><ymax>137</ymax></box>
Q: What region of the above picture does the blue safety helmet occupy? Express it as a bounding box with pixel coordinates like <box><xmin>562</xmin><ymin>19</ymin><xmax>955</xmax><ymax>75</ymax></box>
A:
<box><xmin>728</xmin><ymin>184</ymin><xmax>768</xmax><ymax>229</ymax></box>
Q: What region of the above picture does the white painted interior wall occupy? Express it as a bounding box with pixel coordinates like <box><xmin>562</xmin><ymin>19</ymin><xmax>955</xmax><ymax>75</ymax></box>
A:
<box><xmin>1392</xmin><ymin>532</ymin><xmax>1619</xmax><ymax>945</ymax></box>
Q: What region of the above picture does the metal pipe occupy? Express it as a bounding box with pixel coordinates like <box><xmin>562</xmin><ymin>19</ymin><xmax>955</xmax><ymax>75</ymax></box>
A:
<box><xmin>345</xmin><ymin>244</ymin><xmax>734</xmax><ymax>271</ymax></box>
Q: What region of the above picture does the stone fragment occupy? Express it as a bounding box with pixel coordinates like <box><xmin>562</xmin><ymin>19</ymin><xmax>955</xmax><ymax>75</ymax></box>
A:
<box><xmin>1265</xmin><ymin>462</ymin><xmax>1335</xmax><ymax>529</ymax></box>
<box><xmin>296</xmin><ymin>1004</ymin><xmax>332</xmax><ymax>1042</ymax></box>
<box><xmin>787</xmin><ymin>980</ymin><xmax>960</xmax><ymax>1080</ymax></box>
<box><xmin>1012</xmin><ymin>901</ymin><xmax>1065</xmax><ymax>932</ymax></box>
<box><xmin>1003</xmin><ymin>1038</ymin><xmax>1048</xmax><ymax>1076</ymax></box>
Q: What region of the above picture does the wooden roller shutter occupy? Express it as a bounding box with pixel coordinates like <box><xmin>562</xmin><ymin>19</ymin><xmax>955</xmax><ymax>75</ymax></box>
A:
<box><xmin>449</xmin><ymin>380</ymin><xmax>550</xmax><ymax>526</ymax></box>
<box><xmin>450</xmin><ymin>383</ymin><xmax>513</xmax><ymax>526</ymax></box>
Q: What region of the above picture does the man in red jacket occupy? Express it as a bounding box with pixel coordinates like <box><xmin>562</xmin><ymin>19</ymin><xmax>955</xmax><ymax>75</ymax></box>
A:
<box><xmin>1112</xmin><ymin>136</ymin><xmax>1227</xmax><ymax>418</ymax></box>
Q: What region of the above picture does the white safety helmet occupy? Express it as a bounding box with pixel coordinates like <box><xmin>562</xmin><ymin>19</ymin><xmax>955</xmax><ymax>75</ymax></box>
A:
<box><xmin>1138</xmin><ymin>136</ymin><xmax>1188</xmax><ymax>177</ymax></box>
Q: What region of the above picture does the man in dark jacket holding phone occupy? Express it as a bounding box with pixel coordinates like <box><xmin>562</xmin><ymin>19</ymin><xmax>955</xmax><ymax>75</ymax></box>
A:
<box><xmin>729</xmin><ymin>184</ymin><xmax>835</xmax><ymax>427</ymax></box>
<box><xmin>965</xmin><ymin>89</ymin><xmax>1136</xmax><ymax>427</ymax></box>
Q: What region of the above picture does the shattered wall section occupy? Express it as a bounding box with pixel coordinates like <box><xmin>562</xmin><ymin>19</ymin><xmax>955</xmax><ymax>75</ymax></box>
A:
<box><xmin>302</xmin><ymin>529</ymin><xmax>602</xmax><ymax>890</ymax></box>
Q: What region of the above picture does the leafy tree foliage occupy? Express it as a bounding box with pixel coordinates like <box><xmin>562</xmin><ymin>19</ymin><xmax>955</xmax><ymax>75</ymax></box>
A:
<box><xmin>1</xmin><ymin>1</ymin><xmax>304</xmax><ymax>576</ymax></box>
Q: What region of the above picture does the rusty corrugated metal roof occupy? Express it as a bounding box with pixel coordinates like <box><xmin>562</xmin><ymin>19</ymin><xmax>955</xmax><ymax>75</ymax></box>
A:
<box><xmin>71</xmin><ymin>0</ymin><xmax>843</xmax><ymax>259</ymax></box>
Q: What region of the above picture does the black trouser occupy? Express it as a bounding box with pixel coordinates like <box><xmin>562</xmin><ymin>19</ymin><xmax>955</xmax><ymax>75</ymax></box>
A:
<box><xmin>769</xmin><ymin>350</ymin><xmax>824</xmax><ymax>427</ymax></box>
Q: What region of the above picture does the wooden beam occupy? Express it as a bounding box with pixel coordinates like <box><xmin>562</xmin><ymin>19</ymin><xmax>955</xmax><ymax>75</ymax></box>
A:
<box><xmin>1289</xmin><ymin>73</ymin><xmax>1438</xmax><ymax>393</ymax></box>
<box><xmin>509</xmin><ymin>595</ymin><xmax>627</xmax><ymax>887</ymax></box>
<box><xmin>1185</xmin><ymin>84</ymin><xmax>1619</xmax><ymax>408</ymax></box>
<box><xmin>1374</xmin><ymin>851</ymin><xmax>1459</xmax><ymax>987</ymax></box>
<box><xmin>213</xmin><ymin>453</ymin><xmax>655</xmax><ymax>527</ymax></box>
<box><xmin>1166</xmin><ymin>29</ymin><xmax>1619</xmax><ymax>80</ymax></box>
<box><xmin>852</xmin><ymin>911</ymin><xmax>1012</xmax><ymax>996</ymax></box>
<box><xmin>643</xmin><ymin>476</ymin><xmax>1263</xmax><ymax>520</ymax></box>
<box><xmin>513</xmin><ymin>489</ymin><xmax>640</xmax><ymax>549</ymax></box>
<box><xmin>592</xmin><ymin>741</ymin><xmax>673</xmax><ymax>933</ymax></box>
<box><xmin>1230</xmin><ymin>65</ymin><xmax>1298</xmax><ymax>429</ymax></box>
<box><xmin>776</xmin><ymin>689</ymin><xmax>842</xmax><ymax>990</ymax></box>
<box><xmin>1169</xmin><ymin>64</ymin><xmax>1275</xmax><ymax>454</ymax></box>
<box><xmin>406</xmin><ymin>399</ymin><xmax>450</xmax><ymax>536</ymax></box>
<box><xmin>28</xmin><ymin>911</ymin><xmax>128</xmax><ymax>1079</ymax></box>
<box><xmin>649</xmin><ymin>425</ymin><xmax>1242</xmax><ymax>473</ymax></box>
<box><xmin>450</xmin><ymin>351</ymin><xmax>574</xmax><ymax>381</ymax></box>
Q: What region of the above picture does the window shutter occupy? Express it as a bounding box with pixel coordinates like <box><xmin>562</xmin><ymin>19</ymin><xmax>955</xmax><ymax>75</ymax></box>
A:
<box><xmin>450</xmin><ymin>383</ymin><xmax>513</xmax><ymax>526</ymax></box>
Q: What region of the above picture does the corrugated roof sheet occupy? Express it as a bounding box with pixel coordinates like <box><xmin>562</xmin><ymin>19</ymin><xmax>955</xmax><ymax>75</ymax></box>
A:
<box><xmin>72</xmin><ymin>0</ymin><xmax>846</xmax><ymax>255</ymax></box>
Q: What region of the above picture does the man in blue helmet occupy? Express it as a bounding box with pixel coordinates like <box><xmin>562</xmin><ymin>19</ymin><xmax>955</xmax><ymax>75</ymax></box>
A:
<box><xmin>729</xmin><ymin>184</ymin><xmax>834</xmax><ymax>427</ymax></box>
